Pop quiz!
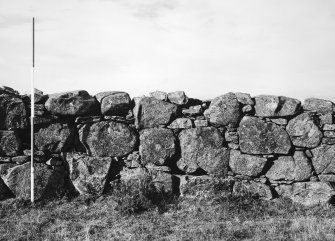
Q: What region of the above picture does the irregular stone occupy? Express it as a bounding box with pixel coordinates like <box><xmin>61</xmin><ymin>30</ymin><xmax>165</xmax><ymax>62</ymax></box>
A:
<box><xmin>12</xmin><ymin>156</ymin><xmax>29</xmax><ymax>164</ymax></box>
<box><xmin>229</xmin><ymin>150</ymin><xmax>267</xmax><ymax>177</ymax></box>
<box><xmin>35</xmin><ymin>123</ymin><xmax>75</xmax><ymax>153</ymax></box>
<box><xmin>233</xmin><ymin>181</ymin><xmax>273</xmax><ymax>200</ymax></box>
<box><xmin>266</xmin><ymin>156</ymin><xmax>295</xmax><ymax>181</ymax></box>
<box><xmin>167</xmin><ymin>118</ymin><xmax>192</xmax><ymax>129</ymax></box>
<box><xmin>45</xmin><ymin>90</ymin><xmax>99</xmax><ymax>116</ymax></box>
<box><xmin>125</xmin><ymin>151</ymin><xmax>141</xmax><ymax>168</ymax></box>
<box><xmin>238</xmin><ymin>116</ymin><xmax>291</xmax><ymax>154</ymax></box>
<box><xmin>293</xmin><ymin>151</ymin><xmax>313</xmax><ymax>181</ymax></box>
<box><xmin>145</xmin><ymin>164</ymin><xmax>171</xmax><ymax>173</ymax></box>
<box><xmin>228</xmin><ymin>143</ymin><xmax>239</xmax><ymax>149</ymax></box>
<box><xmin>5</xmin><ymin>162</ymin><xmax>67</xmax><ymax>200</ymax></box>
<box><xmin>179</xmin><ymin>175</ymin><xmax>234</xmax><ymax>198</ymax></box>
<box><xmin>225</xmin><ymin>131</ymin><xmax>238</xmax><ymax>143</ymax></box>
<box><xmin>194</xmin><ymin>119</ymin><xmax>208</xmax><ymax>127</ymax></box>
<box><xmin>324</xmin><ymin>131</ymin><xmax>335</xmax><ymax>138</ymax></box>
<box><xmin>133</xmin><ymin>97</ymin><xmax>178</xmax><ymax>129</ymax></box>
<box><xmin>0</xmin><ymin>176</ymin><xmax>14</xmax><ymax>201</ymax></box>
<box><xmin>276</xmin><ymin>182</ymin><xmax>335</xmax><ymax>206</ymax></box>
<box><xmin>204</xmin><ymin>93</ymin><xmax>242</xmax><ymax>127</ymax></box>
<box><xmin>66</xmin><ymin>153</ymin><xmax>113</xmax><ymax>195</ymax></box>
<box><xmin>0</xmin><ymin>163</ymin><xmax>16</xmax><ymax>179</ymax></box>
<box><xmin>139</xmin><ymin>128</ymin><xmax>176</xmax><ymax>166</ymax></box>
<box><xmin>323</xmin><ymin>124</ymin><xmax>335</xmax><ymax>131</ymax></box>
<box><xmin>95</xmin><ymin>91</ymin><xmax>131</xmax><ymax>116</ymax></box>
<box><xmin>0</xmin><ymin>157</ymin><xmax>11</xmax><ymax>163</ymax></box>
<box><xmin>0</xmin><ymin>86</ymin><xmax>19</xmax><ymax>95</ymax></box>
<box><xmin>286</xmin><ymin>113</ymin><xmax>323</xmax><ymax>148</ymax></box>
<box><xmin>320</xmin><ymin>113</ymin><xmax>333</xmax><ymax>126</ymax></box>
<box><xmin>318</xmin><ymin>174</ymin><xmax>335</xmax><ymax>182</ymax></box>
<box><xmin>0</xmin><ymin>131</ymin><xmax>21</xmax><ymax>156</ymax></box>
<box><xmin>311</xmin><ymin>144</ymin><xmax>335</xmax><ymax>175</ymax></box>
<box><xmin>182</xmin><ymin>105</ymin><xmax>202</xmax><ymax>116</ymax></box>
<box><xmin>78</xmin><ymin>121</ymin><xmax>137</xmax><ymax>157</ymax></box>
<box><xmin>270</xmin><ymin>118</ymin><xmax>288</xmax><ymax>126</ymax></box>
<box><xmin>148</xmin><ymin>168</ymin><xmax>175</xmax><ymax>194</ymax></box>
<box><xmin>235</xmin><ymin>92</ymin><xmax>254</xmax><ymax>105</ymax></box>
<box><xmin>322</xmin><ymin>138</ymin><xmax>335</xmax><ymax>145</ymax></box>
<box><xmin>242</xmin><ymin>105</ymin><xmax>253</xmax><ymax>114</ymax></box>
<box><xmin>167</xmin><ymin>91</ymin><xmax>188</xmax><ymax>105</ymax></box>
<box><xmin>32</xmin><ymin>88</ymin><xmax>48</xmax><ymax>104</ymax></box>
<box><xmin>254</xmin><ymin>95</ymin><xmax>301</xmax><ymax>117</ymax></box>
<box><xmin>149</xmin><ymin>91</ymin><xmax>168</xmax><ymax>101</ymax></box>
<box><xmin>0</xmin><ymin>93</ymin><xmax>28</xmax><ymax>129</ymax></box>
<box><xmin>177</xmin><ymin>127</ymin><xmax>229</xmax><ymax>176</ymax></box>
<box><xmin>303</xmin><ymin>98</ymin><xmax>334</xmax><ymax>114</ymax></box>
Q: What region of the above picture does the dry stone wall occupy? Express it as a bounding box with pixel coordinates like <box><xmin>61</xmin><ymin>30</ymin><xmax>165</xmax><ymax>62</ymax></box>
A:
<box><xmin>1</xmin><ymin>85</ymin><xmax>335</xmax><ymax>206</ymax></box>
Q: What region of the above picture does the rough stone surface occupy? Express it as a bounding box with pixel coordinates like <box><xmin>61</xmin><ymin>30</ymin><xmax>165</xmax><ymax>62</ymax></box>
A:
<box><xmin>320</xmin><ymin>113</ymin><xmax>333</xmax><ymax>126</ymax></box>
<box><xmin>35</xmin><ymin>123</ymin><xmax>75</xmax><ymax>153</ymax></box>
<box><xmin>318</xmin><ymin>174</ymin><xmax>335</xmax><ymax>182</ymax></box>
<box><xmin>177</xmin><ymin>127</ymin><xmax>229</xmax><ymax>176</ymax></box>
<box><xmin>254</xmin><ymin>95</ymin><xmax>301</xmax><ymax>117</ymax></box>
<box><xmin>167</xmin><ymin>91</ymin><xmax>188</xmax><ymax>105</ymax></box>
<box><xmin>242</xmin><ymin>105</ymin><xmax>253</xmax><ymax>114</ymax></box>
<box><xmin>194</xmin><ymin>119</ymin><xmax>208</xmax><ymax>127</ymax></box>
<box><xmin>276</xmin><ymin>182</ymin><xmax>335</xmax><ymax>206</ymax></box>
<box><xmin>293</xmin><ymin>151</ymin><xmax>313</xmax><ymax>181</ymax></box>
<box><xmin>95</xmin><ymin>91</ymin><xmax>131</xmax><ymax>116</ymax></box>
<box><xmin>179</xmin><ymin>175</ymin><xmax>234</xmax><ymax>198</ymax></box>
<box><xmin>78</xmin><ymin>121</ymin><xmax>137</xmax><ymax>157</ymax></box>
<box><xmin>5</xmin><ymin>162</ymin><xmax>67</xmax><ymax>200</ymax></box>
<box><xmin>66</xmin><ymin>153</ymin><xmax>113</xmax><ymax>195</ymax></box>
<box><xmin>0</xmin><ymin>131</ymin><xmax>21</xmax><ymax>156</ymax></box>
<box><xmin>133</xmin><ymin>97</ymin><xmax>178</xmax><ymax>129</ymax></box>
<box><xmin>148</xmin><ymin>168</ymin><xmax>175</xmax><ymax>194</ymax></box>
<box><xmin>233</xmin><ymin>181</ymin><xmax>273</xmax><ymax>200</ymax></box>
<box><xmin>286</xmin><ymin>113</ymin><xmax>323</xmax><ymax>148</ymax></box>
<box><xmin>182</xmin><ymin>105</ymin><xmax>202</xmax><ymax>116</ymax></box>
<box><xmin>303</xmin><ymin>98</ymin><xmax>334</xmax><ymax>114</ymax></box>
<box><xmin>139</xmin><ymin>128</ymin><xmax>176</xmax><ymax>166</ymax></box>
<box><xmin>323</xmin><ymin>124</ymin><xmax>335</xmax><ymax>131</ymax></box>
<box><xmin>235</xmin><ymin>92</ymin><xmax>254</xmax><ymax>105</ymax></box>
<box><xmin>311</xmin><ymin>144</ymin><xmax>335</xmax><ymax>175</ymax></box>
<box><xmin>0</xmin><ymin>93</ymin><xmax>28</xmax><ymax>129</ymax></box>
<box><xmin>266</xmin><ymin>156</ymin><xmax>295</xmax><ymax>181</ymax></box>
<box><xmin>45</xmin><ymin>90</ymin><xmax>99</xmax><ymax>116</ymax></box>
<box><xmin>229</xmin><ymin>150</ymin><xmax>267</xmax><ymax>177</ymax></box>
<box><xmin>238</xmin><ymin>116</ymin><xmax>292</xmax><ymax>155</ymax></box>
<box><xmin>204</xmin><ymin>93</ymin><xmax>242</xmax><ymax>127</ymax></box>
<box><xmin>167</xmin><ymin>118</ymin><xmax>192</xmax><ymax>129</ymax></box>
<box><xmin>149</xmin><ymin>91</ymin><xmax>168</xmax><ymax>101</ymax></box>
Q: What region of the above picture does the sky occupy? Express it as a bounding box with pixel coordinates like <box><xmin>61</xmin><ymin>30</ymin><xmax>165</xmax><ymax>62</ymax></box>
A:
<box><xmin>0</xmin><ymin>0</ymin><xmax>335</xmax><ymax>101</ymax></box>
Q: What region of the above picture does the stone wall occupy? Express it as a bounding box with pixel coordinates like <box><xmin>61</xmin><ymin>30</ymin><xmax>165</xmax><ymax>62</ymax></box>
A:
<box><xmin>1</xmin><ymin>86</ymin><xmax>335</xmax><ymax>206</ymax></box>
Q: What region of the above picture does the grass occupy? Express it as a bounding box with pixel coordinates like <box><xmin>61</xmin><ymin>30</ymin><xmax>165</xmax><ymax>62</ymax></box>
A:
<box><xmin>1</xmin><ymin>191</ymin><xmax>335</xmax><ymax>240</ymax></box>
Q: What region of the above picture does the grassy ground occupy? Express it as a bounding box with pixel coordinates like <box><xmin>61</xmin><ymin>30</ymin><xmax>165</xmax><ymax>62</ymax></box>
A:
<box><xmin>1</xmin><ymin>192</ymin><xmax>335</xmax><ymax>241</ymax></box>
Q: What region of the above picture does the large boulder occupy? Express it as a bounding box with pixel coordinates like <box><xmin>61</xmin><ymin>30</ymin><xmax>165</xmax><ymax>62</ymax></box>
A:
<box><xmin>254</xmin><ymin>95</ymin><xmax>301</xmax><ymax>117</ymax></box>
<box><xmin>303</xmin><ymin>98</ymin><xmax>334</xmax><ymax>114</ymax></box>
<box><xmin>78</xmin><ymin>121</ymin><xmax>137</xmax><ymax>157</ymax></box>
<box><xmin>35</xmin><ymin>123</ymin><xmax>75</xmax><ymax>153</ymax></box>
<box><xmin>311</xmin><ymin>144</ymin><xmax>335</xmax><ymax>175</ymax></box>
<box><xmin>66</xmin><ymin>153</ymin><xmax>113</xmax><ymax>195</ymax></box>
<box><xmin>45</xmin><ymin>90</ymin><xmax>99</xmax><ymax>116</ymax></box>
<box><xmin>0</xmin><ymin>176</ymin><xmax>14</xmax><ymax>201</ymax></box>
<box><xmin>229</xmin><ymin>150</ymin><xmax>267</xmax><ymax>177</ymax></box>
<box><xmin>286</xmin><ymin>113</ymin><xmax>323</xmax><ymax>148</ymax></box>
<box><xmin>0</xmin><ymin>93</ymin><xmax>28</xmax><ymax>129</ymax></box>
<box><xmin>139</xmin><ymin>128</ymin><xmax>176</xmax><ymax>166</ymax></box>
<box><xmin>204</xmin><ymin>93</ymin><xmax>242</xmax><ymax>127</ymax></box>
<box><xmin>95</xmin><ymin>91</ymin><xmax>131</xmax><ymax>116</ymax></box>
<box><xmin>0</xmin><ymin>131</ymin><xmax>21</xmax><ymax>156</ymax></box>
<box><xmin>177</xmin><ymin>127</ymin><xmax>229</xmax><ymax>176</ymax></box>
<box><xmin>4</xmin><ymin>162</ymin><xmax>67</xmax><ymax>200</ymax></box>
<box><xmin>238</xmin><ymin>116</ymin><xmax>292</xmax><ymax>155</ymax></box>
<box><xmin>133</xmin><ymin>97</ymin><xmax>178</xmax><ymax>129</ymax></box>
<box><xmin>276</xmin><ymin>182</ymin><xmax>335</xmax><ymax>206</ymax></box>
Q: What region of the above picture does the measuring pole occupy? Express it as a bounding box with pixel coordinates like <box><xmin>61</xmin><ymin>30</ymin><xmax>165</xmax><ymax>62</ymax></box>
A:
<box><xmin>31</xmin><ymin>17</ymin><xmax>35</xmax><ymax>203</ymax></box>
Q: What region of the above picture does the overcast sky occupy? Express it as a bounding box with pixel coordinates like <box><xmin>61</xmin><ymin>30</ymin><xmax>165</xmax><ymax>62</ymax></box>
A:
<box><xmin>1</xmin><ymin>0</ymin><xmax>335</xmax><ymax>101</ymax></box>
